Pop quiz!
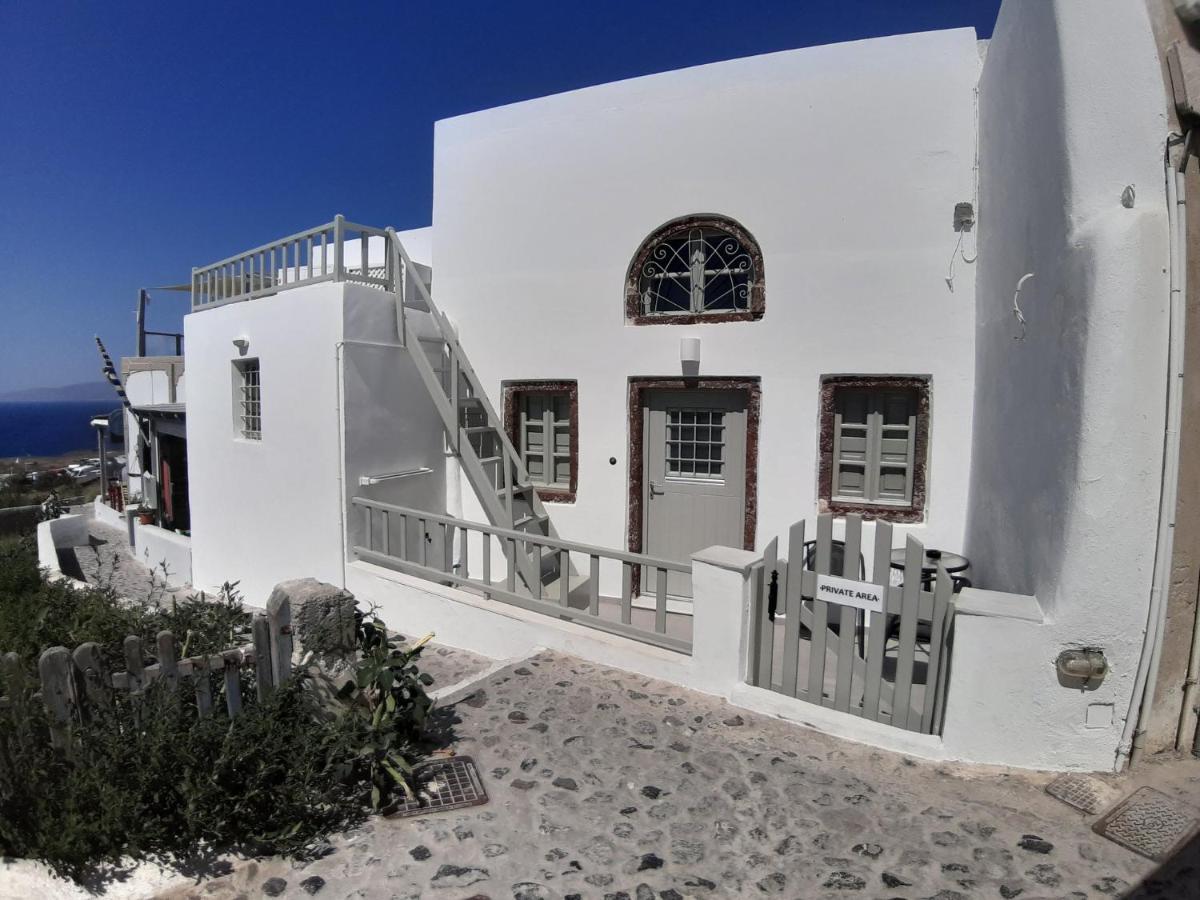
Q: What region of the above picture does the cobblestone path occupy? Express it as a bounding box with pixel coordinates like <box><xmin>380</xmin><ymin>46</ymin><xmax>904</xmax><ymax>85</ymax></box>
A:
<box><xmin>155</xmin><ymin>651</ymin><xmax>1200</xmax><ymax>900</ymax></box>
<box><xmin>67</xmin><ymin>520</ymin><xmax>188</xmax><ymax>602</ymax></box>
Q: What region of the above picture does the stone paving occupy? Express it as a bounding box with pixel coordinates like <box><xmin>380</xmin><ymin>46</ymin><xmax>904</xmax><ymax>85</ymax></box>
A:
<box><xmin>64</xmin><ymin>520</ymin><xmax>188</xmax><ymax>603</ymax></box>
<box><xmin>153</xmin><ymin>650</ymin><xmax>1200</xmax><ymax>900</ymax></box>
<box><xmin>419</xmin><ymin>643</ymin><xmax>497</xmax><ymax>697</ymax></box>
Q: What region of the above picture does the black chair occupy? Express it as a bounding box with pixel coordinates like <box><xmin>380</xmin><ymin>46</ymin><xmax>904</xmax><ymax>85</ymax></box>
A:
<box><xmin>884</xmin><ymin>574</ymin><xmax>971</xmax><ymax>647</ymax></box>
<box><xmin>800</xmin><ymin>539</ymin><xmax>867</xmax><ymax>655</ymax></box>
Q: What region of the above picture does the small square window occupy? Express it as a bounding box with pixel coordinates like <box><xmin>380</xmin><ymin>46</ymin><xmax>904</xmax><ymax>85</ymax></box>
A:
<box><xmin>233</xmin><ymin>358</ymin><xmax>261</xmax><ymax>441</ymax></box>
<box><xmin>504</xmin><ymin>381</ymin><xmax>578</xmax><ymax>503</ymax></box>
<box><xmin>819</xmin><ymin>377</ymin><xmax>928</xmax><ymax>522</ymax></box>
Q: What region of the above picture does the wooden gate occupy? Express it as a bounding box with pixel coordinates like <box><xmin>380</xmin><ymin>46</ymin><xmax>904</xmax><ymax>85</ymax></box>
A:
<box><xmin>748</xmin><ymin>513</ymin><xmax>955</xmax><ymax>735</ymax></box>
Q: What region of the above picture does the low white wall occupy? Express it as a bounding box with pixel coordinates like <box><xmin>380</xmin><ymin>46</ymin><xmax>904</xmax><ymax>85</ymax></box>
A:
<box><xmin>350</xmin><ymin>544</ymin><xmax>1062</xmax><ymax>766</ymax></box>
<box><xmin>36</xmin><ymin>514</ymin><xmax>90</xmax><ymax>582</ymax></box>
<box><xmin>131</xmin><ymin>522</ymin><xmax>192</xmax><ymax>589</ymax></box>
<box><xmin>93</xmin><ymin>495</ymin><xmax>128</xmax><ymax>531</ymax></box>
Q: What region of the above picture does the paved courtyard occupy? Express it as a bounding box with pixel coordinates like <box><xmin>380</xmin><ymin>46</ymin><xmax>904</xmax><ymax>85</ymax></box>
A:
<box><xmin>58</xmin><ymin>518</ymin><xmax>190</xmax><ymax>604</ymax></box>
<box><xmin>152</xmin><ymin>649</ymin><xmax>1200</xmax><ymax>900</ymax></box>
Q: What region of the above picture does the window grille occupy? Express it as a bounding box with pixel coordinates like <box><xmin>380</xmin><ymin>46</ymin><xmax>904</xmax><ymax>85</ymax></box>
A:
<box><xmin>235</xmin><ymin>359</ymin><xmax>261</xmax><ymax>440</ymax></box>
<box><xmin>631</xmin><ymin>217</ymin><xmax>762</xmax><ymax>319</ymax></box>
<box><xmin>830</xmin><ymin>386</ymin><xmax>920</xmax><ymax>506</ymax></box>
<box><xmin>666</xmin><ymin>408</ymin><xmax>725</xmax><ymax>482</ymax></box>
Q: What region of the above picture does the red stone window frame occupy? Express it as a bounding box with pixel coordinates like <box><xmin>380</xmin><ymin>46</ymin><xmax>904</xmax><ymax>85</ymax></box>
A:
<box><xmin>817</xmin><ymin>375</ymin><xmax>930</xmax><ymax>524</ymax></box>
<box><xmin>502</xmin><ymin>380</ymin><xmax>579</xmax><ymax>504</ymax></box>
<box><xmin>625</xmin><ymin>215</ymin><xmax>765</xmax><ymax>326</ymax></box>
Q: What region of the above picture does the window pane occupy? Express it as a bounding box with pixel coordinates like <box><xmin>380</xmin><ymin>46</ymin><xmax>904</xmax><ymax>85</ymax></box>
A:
<box><xmin>881</xmin><ymin>392</ymin><xmax>915</xmax><ymax>425</ymax></box>
<box><xmin>837</xmin><ymin>391</ymin><xmax>870</xmax><ymax>425</ymax></box>
<box><xmin>665</xmin><ymin>407</ymin><xmax>725</xmax><ymax>481</ymax></box>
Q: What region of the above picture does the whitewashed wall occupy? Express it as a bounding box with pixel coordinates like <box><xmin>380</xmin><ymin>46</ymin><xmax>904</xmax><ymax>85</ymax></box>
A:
<box><xmin>185</xmin><ymin>248</ymin><xmax>445</xmax><ymax>604</ymax></box>
<box><xmin>186</xmin><ymin>282</ymin><xmax>348</xmax><ymax>601</ymax></box>
<box><xmin>957</xmin><ymin>0</ymin><xmax>1170</xmax><ymax>770</ymax></box>
<box><xmin>431</xmin><ymin>29</ymin><xmax>981</xmax><ymax>594</ymax></box>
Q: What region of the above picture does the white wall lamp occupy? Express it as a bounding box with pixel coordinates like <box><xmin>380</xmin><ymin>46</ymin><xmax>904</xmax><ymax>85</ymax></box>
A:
<box><xmin>680</xmin><ymin>336</ymin><xmax>701</xmax><ymax>377</ymax></box>
<box><xmin>232</xmin><ymin>338</ymin><xmax>250</xmax><ymax>355</ymax></box>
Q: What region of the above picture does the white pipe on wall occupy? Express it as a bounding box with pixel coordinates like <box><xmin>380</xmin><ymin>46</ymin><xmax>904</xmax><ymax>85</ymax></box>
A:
<box><xmin>1124</xmin><ymin>158</ymin><xmax>1188</xmax><ymax>766</ymax></box>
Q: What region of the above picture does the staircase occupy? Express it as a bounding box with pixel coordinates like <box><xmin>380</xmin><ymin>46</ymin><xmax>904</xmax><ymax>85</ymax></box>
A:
<box><xmin>387</xmin><ymin>232</ymin><xmax>561</xmax><ymax>594</ymax></box>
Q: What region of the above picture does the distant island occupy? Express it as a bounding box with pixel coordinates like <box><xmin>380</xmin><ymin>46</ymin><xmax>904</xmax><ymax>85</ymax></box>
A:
<box><xmin>0</xmin><ymin>381</ymin><xmax>117</xmax><ymax>403</ymax></box>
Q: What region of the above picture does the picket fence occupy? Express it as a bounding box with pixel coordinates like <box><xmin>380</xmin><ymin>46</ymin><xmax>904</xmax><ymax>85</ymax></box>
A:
<box><xmin>748</xmin><ymin>514</ymin><xmax>956</xmax><ymax>735</ymax></box>
<box><xmin>0</xmin><ymin>598</ymin><xmax>293</xmax><ymax>749</ymax></box>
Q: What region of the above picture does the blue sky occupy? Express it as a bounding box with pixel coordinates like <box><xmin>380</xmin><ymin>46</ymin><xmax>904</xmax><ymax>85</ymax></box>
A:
<box><xmin>0</xmin><ymin>0</ymin><xmax>999</xmax><ymax>392</ymax></box>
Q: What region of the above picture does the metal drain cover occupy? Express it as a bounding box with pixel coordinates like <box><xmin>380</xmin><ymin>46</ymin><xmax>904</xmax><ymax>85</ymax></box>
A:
<box><xmin>389</xmin><ymin>755</ymin><xmax>489</xmax><ymax>818</ymax></box>
<box><xmin>1046</xmin><ymin>773</ymin><xmax>1117</xmax><ymax>815</ymax></box>
<box><xmin>1093</xmin><ymin>786</ymin><xmax>1200</xmax><ymax>861</ymax></box>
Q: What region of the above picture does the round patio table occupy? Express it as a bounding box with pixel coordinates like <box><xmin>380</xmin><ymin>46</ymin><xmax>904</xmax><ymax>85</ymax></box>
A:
<box><xmin>888</xmin><ymin>547</ymin><xmax>969</xmax><ymax>575</ymax></box>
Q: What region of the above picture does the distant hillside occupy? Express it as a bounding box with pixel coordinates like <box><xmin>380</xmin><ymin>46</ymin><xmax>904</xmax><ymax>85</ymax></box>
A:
<box><xmin>0</xmin><ymin>381</ymin><xmax>118</xmax><ymax>403</ymax></box>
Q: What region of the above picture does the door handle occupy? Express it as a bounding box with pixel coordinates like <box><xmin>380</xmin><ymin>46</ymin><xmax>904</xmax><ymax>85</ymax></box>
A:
<box><xmin>649</xmin><ymin>482</ymin><xmax>665</xmax><ymax>497</ymax></box>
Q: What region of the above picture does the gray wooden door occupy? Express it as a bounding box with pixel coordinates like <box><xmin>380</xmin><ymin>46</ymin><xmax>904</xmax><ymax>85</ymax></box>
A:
<box><xmin>642</xmin><ymin>389</ymin><xmax>747</xmax><ymax>597</ymax></box>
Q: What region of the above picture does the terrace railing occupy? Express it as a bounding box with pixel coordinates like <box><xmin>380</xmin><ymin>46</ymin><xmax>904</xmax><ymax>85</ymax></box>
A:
<box><xmin>350</xmin><ymin>498</ymin><xmax>692</xmax><ymax>655</ymax></box>
<box><xmin>191</xmin><ymin>215</ymin><xmax>396</xmax><ymax>311</ymax></box>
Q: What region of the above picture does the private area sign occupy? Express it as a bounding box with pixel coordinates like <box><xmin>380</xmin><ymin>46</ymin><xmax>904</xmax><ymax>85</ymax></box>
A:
<box><xmin>813</xmin><ymin>573</ymin><xmax>885</xmax><ymax>614</ymax></box>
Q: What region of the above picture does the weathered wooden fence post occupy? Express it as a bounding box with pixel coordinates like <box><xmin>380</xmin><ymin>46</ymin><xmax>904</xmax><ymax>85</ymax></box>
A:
<box><xmin>252</xmin><ymin>613</ymin><xmax>274</xmax><ymax>700</ymax></box>
<box><xmin>38</xmin><ymin>647</ymin><xmax>74</xmax><ymax>749</ymax></box>
<box><xmin>71</xmin><ymin>642</ymin><xmax>111</xmax><ymax>713</ymax></box>
<box><xmin>222</xmin><ymin>649</ymin><xmax>243</xmax><ymax>717</ymax></box>
<box><xmin>266</xmin><ymin>595</ymin><xmax>293</xmax><ymax>687</ymax></box>
<box><xmin>157</xmin><ymin>631</ymin><xmax>179</xmax><ymax>693</ymax></box>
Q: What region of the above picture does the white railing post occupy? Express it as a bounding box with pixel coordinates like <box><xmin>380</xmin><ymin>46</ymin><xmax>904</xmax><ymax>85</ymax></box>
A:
<box><xmin>387</xmin><ymin>227</ymin><xmax>405</xmax><ymax>347</ymax></box>
<box><xmin>333</xmin><ymin>214</ymin><xmax>345</xmax><ymax>283</ymax></box>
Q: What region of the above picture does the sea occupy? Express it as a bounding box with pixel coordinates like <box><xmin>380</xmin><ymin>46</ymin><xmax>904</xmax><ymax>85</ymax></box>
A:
<box><xmin>0</xmin><ymin>401</ymin><xmax>120</xmax><ymax>459</ymax></box>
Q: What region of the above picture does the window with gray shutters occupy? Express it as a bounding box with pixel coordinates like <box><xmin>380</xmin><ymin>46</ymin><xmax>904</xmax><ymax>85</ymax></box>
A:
<box><xmin>505</xmin><ymin>381</ymin><xmax>578</xmax><ymax>502</ymax></box>
<box><xmin>820</xmin><ymin>378</ymin><xmax>928</xmax><ymax>521</ymax></box>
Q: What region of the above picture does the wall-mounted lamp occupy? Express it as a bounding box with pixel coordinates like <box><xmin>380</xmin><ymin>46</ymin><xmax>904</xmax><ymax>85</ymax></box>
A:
<box><xmin>681</xmin><ymin>337</ymin><xmax>701</xmax><ymax>377</ymax></box>
<box><xmin>232</xmin><ymin>338</ymin><xmax>250</xmax><ymax>355</ymax></box>
<box><xmin>1056</xmin><ymin>648</ymin><xmax>1109</xmax><ymax>690</ymax></box>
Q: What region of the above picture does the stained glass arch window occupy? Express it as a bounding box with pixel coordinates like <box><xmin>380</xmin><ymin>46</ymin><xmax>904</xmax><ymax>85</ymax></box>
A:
<box><xmin>626</xmin><ymin>215</ymin><xmax>765</xmax><ymax>324</ymax></box>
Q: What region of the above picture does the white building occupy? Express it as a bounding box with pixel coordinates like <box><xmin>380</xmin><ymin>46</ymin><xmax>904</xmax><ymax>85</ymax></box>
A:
<box><xmin>103</xmin><ymin>0</ymin><xmax>1200</xmax><ymax>772</ymax></box>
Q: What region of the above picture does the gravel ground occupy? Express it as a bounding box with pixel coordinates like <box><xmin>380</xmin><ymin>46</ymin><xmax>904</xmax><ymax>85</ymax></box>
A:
<box><xmin>150</xmin><ymin>650</ymin><xmax>1200</xmax><ymax>900</ymax></box>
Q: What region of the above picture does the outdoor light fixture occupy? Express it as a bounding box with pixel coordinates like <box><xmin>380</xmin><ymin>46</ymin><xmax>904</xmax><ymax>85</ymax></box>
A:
<box><xmin>1056</xmin><ymin>648</ymin><xmax>1109</xmax><ymax>689</ymax></box>
<box><xmin>681</xmin><ymin>336</ymin><xmax>700</xmax><ymax>364</ymax></box>
<box><xmin>232</xmin><ymin>338</ymin><xmax>249</xmax><ymax>354</ymax></box>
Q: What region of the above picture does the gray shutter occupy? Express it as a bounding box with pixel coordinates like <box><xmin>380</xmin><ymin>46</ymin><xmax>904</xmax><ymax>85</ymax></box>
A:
<box><xmin>833</xmin><ymin>390</ymin><xmax>870</xmax><ymax>499</ymax></box>
<box><xmin>832</xmin><ymin>386</ymin><xmax>917</xmax><ymax>505</ymax></box>
<box><xmin>520</xmin><ymin>391</ymin><xmax>572</xmax><ymax>488</ymax></box>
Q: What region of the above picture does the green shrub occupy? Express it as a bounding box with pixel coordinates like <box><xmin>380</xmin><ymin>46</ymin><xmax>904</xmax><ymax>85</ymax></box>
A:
<box><xmin>0</xmin><ymin>535</ymin><xmax>250</xmax><ymax>674</ymax></box>
<box><xmin>0</xmin><ymin>675</ymin><xmax>369</xmax><ymax>880</ymax></box>
<box><xmin>0</xmin><ymin>536</ymin><xmax>436</xmax><ymax>882</ymax></box>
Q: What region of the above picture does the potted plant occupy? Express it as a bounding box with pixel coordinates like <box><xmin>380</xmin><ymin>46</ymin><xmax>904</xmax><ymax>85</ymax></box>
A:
<box><xmin>133</xmin><ymin>505</ymin><xmax>155</xmax><ymax>525</ymax></box>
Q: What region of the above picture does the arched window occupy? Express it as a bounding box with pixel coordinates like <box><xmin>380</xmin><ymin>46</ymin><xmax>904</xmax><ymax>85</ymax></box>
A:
<box><xmin>626</xmin><ymin>215</ymin><xmax>764</xmax><ymax>324</ymax></box>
